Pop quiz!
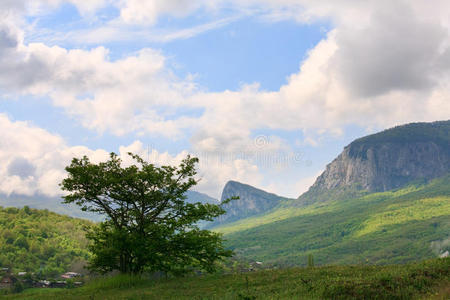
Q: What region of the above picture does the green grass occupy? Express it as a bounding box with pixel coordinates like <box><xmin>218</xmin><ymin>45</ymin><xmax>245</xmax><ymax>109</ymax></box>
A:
<box><xmin>217</xmin><ymin>176</ymin><xmax>450</xmax><ymax>266</ymax></box>
<box><xmin>3</xmin><ymin>258</ymin><xmax>449</xmax><ymax>299</ymax></box>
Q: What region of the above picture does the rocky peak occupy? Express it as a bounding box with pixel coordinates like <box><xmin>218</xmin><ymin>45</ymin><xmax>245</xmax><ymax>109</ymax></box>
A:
<box><xmin>213</xmin><ymin>181</ymin><xmax>288</xmax><ymax>225</ymax></box>
<box><xmin>302</xmin><ymin>120</ymin><xmax>450</xmax><ymax>198</ymax></box>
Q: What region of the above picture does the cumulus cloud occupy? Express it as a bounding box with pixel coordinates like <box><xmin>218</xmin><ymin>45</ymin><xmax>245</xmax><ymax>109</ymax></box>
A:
<box><xmin>117</xmin><ymin>141</ymin><xmax>263</xmax><ymax>198</ymax></box>
<box><xmin>2</xmin><ymin>0</ymin><xmax>449</xmax><ymax>141</ymax></box>
<box><xmin>0</xmin><ymin>114</ymin><xmax>111</xmax><ymax>196</ymax></box>
<box><xmin>1</xmin><ymin>0</ymin><xmax>450</xmax><ymax>198</ymax></box>
<box><xmin>118</xmin><ymin>0</ymin><xmax>210</xmax><ymax>25</ymax></box>
<box><xmin>7</xmin><ymin>157</ymin><xmax>36</xmax><ymax>179</ymax></box>
<box><xmin>0</xmin><ymin>115</ymin><xmax>262</xmax><ymax>198</ymax></box>
<box><xmin>332</xmin><ymin>2</ymin><xmax>447</xmax><ymax>97</ymax></box>
<box><xmin>0</xmin><ymin>16</ymin><xmax>198</xmax><ymax>137</ymax></box>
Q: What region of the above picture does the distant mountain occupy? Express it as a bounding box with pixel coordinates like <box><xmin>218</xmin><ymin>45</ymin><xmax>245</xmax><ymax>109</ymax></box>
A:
<box><xmin>0</xmin><ymin>190</ymin><xmax>218</xmax><ymax>223</ymax></box>
<box><xmin>185</xmin><ymin>190</ymin><xmax>219</xmax><ymax>205</ymax></box>
<box><xmin>299</xmin><ymin>120</ymin><xmax>450</xmax><ymax>204</ymax></box>
<box><xmin>0</xmin><ymin>193</ymin><xmax>104</xmax><ymax>222</ymax></box>
<box><xmin>209</xmin><ymin>181</ymin><xmax>291</xmax><ymax>227</ymax></box>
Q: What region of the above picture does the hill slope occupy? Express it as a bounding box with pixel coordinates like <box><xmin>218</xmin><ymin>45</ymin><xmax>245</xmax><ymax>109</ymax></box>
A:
<box><xmin>0</xmin><ymin>206</ymin><xmax>92</xmax><ymax>276</ymax></box>
<box><xmin>217</xmin><ymin>175</ymin><xmax>450</xmax><ymax>266</ymax></box>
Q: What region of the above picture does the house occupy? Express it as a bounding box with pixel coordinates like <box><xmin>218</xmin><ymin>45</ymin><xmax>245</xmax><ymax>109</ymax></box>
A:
<box><xmin>0</xmin><ymin>275</ymin><xmax>18</xmax><ymax>289</ymax></box>
<box><xmin>61</xmin><ymin>272</ymin><xmax>81</xmax><ymax>279</ymax></box>
<box><xmin>35</xmin><ymin>280</ymin><xmax>51</xmax><ymax>288</ymax></box>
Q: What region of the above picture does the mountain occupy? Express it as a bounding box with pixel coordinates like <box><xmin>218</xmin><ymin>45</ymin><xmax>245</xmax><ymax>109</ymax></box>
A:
<box><xmin>0</xmin><ymin>191</ymin><xmax>217</xmax><ymax>223</ymax></box>
<box><xmin>218</xmin><ymin>175</ymin><xmax>450</xmax><ymax>266</ymax></box>
<box><xmin>0</xmin><ymin>194</ymin><xmax>104</xmax><ymax>222</ymax></box>
<box><xmin>185</xmin><ymin>190</ymin><xmax>219</xmax><ymax>205</ymax></box>
<box><xmin>211</xmin><ymin>181</ymin><xmax>291</xmax><ymax>226</ymax></box>
<box><xmin>299</xmin><ymin>120</ymin><xmax>450</xmax><ymax>204</ymax></box>
<box><xmin>212</xmin><ymin>120</ymin><xmax>450</xmax><ymax>266</ymax></box>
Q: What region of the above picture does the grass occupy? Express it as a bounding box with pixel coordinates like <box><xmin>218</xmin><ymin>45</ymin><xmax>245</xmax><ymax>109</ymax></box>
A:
<box><xmin>3</xmin><ymin>258</ymin><xmax>449</xmax><ymax>299</ymax></box>
<box><xmin>355</xmin><ymin>197</ymin><xmax>450</xmax><ymax>237</ymax></box>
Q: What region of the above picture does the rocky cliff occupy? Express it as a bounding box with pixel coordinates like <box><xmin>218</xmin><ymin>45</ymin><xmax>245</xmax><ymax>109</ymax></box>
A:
<box><xmin>301</xmin><ymin>120</ymin><xmax>449</xmax><ymax>201</ymax></box>
<box><xmin>212</xmin><ymin>181</ymin><xmax>289</xmax><ymax>226</ymax></box>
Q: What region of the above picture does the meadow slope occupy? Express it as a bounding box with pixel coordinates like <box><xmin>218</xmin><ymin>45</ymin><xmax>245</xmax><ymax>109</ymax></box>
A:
<box><xmin>216</xmin><ymin>176</ymin><xmax>450</xmax><ymax>266</ymax></box>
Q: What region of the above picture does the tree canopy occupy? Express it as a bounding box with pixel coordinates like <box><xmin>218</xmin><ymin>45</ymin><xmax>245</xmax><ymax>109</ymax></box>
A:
<box><xmin>61</xmin><ymin>153</ymin><xmax>233</xmax><ymax>275</ymax></box>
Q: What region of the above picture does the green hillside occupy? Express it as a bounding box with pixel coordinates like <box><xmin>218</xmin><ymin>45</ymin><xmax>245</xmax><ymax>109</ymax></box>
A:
<box><xmin>5</xmin><ymin>258</ymin><xmax>449</xmax><ymax>299</ymax></box>
<box><xmin>216</xmin><ymin>175</ymin><xmax>450</xmax><ymax>266</ymax></box>
<box><xmin>0</xmin><ymin>206</ymin><xmax>92</xmax><ymax>277</ymax></box>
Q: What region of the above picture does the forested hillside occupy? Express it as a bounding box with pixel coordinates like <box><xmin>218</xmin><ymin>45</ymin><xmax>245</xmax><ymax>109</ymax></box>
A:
<box><xmin>0</xmin><ymin>206</ymin><xmax>92</xmax><ymax>277</ymax></box>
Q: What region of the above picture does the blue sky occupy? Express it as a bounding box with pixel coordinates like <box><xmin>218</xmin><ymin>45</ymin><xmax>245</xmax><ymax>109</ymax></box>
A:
<box><xmin>0</xmin><ymin>0</ymin><xmax>449</xmax><ymax>199</ymax></box>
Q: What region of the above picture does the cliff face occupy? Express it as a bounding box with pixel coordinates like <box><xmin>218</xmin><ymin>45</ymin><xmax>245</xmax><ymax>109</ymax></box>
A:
<box><xmin>214</xmin><ymin>181</ymin><xmax>288</xmax><ymax>225</ymax></box>
<box><xmin>303</xmin><ymin>120</ymin><xmax>450</xmax><ymax>197</ymax></box>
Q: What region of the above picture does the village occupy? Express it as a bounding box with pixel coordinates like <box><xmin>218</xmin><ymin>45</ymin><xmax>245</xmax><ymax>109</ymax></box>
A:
<box><xmin>0</xmin><ymin>267</ymin><xmax>83</xmax><ymax>292</ymax></box>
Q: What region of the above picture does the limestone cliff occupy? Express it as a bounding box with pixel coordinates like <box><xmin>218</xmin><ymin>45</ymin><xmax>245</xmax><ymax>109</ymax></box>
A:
<box><xmin>301</xmin><ymin>120</ymin><xmax>449</xmax><ymax>201</ymax></box>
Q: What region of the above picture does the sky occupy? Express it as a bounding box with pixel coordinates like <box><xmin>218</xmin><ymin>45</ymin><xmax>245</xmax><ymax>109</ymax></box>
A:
<box><xmin>0</xmin><ymin>0</ymin><xmax>449</xmax><ymax>200</ymax></box>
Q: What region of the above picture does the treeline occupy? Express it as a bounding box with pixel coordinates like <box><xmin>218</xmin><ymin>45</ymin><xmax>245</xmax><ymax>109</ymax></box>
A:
<box><xmin>0</xmin><ymin>206</ymin><xmax>92</xmax><ymax>277</ymax></box>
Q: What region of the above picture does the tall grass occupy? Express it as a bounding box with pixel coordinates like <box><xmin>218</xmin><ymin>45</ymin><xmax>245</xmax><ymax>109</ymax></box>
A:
<box><xmin>85</xmin><ymin>274</ymin><xmax>154</xmax><ymax>290</ymax></box>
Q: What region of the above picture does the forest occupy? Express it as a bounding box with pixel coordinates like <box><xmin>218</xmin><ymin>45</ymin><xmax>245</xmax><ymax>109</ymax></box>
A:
<box><xmin>0</xmin><ymin>206</ymin><xmax>91</xmax><ymax>277</ymax></box>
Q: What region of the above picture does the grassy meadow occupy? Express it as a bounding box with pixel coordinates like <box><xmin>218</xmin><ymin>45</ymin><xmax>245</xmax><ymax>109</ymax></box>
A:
<box><xmin>3</xmin><ymin>258</ymin><xmax>449</xmax><ymax>299</ymax></box>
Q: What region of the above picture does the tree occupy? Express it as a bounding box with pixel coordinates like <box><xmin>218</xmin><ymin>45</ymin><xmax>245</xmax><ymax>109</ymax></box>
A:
<box><xmin>61</xmin><ymin>153</ymin><xmax>234</xmax><ymax>275</ymax></box>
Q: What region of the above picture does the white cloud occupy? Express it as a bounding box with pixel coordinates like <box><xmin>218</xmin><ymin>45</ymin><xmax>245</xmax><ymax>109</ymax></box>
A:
<box><xmin>117</xmin><ymin>141</ymin><xmax>263</xmax><ymax>199</ymax></box>
<box><xmin>0</xmin><ymin>115</ymin><xmax>263</xmax><ymax>198</ymax></box>
<box><xmin>0</xmin><ymin>0</ymin><xmax>108</xmax><ymax>17</ymax></box>
<box><xmin>1</xmin><ymin>0</ymin><xmax>450</xmax><ymax>199</ymax></box>
<box><xmin>117</xmin><ymin>0</ymin><xmax>218</xmax><ymax>25</ymax></box>
<box><xmin>3</xmin><ymin>0</ymin><xmax>448</xmax><ymax>142</ymax></box>
<box><xmin>0</xmin><ymin>114</ymin><xmax>110</xmax><ymax>196</ymax></box>
<box><xmin>0</xmin><ymin>17</ymin><xmax>199</xmax><ymax>137</ymax></box>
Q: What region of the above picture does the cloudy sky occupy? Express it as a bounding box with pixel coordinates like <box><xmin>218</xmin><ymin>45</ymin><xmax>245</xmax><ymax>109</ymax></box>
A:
<box><xmin>1</xmin><ymin>0</ymin><xmax>449</xmax><ymax>200</ymax></box>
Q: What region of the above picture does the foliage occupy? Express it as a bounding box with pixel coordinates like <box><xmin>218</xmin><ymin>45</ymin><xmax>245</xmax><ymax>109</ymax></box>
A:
<box><xmin>4</xmin><ymin>258</ymin><xmax>449</xmax><ymax>299</ymax></box>
<box><xmin>348</xmin><ymin>120</ymin><xmax>450</xmax><ymax>157</ymax></box>
<box><xmin>61</xmin><ymin>152</ymin><xmax>233</xmax><ymax>275</ymax></box>
<box><xmin>217</xmin><ymin>175</ymin><xmax>450</xmax><ymax>266</ymax></box>
<box><xmin>0</xmin><ymin>206</ymin><xmax>92</xmax><ymax>276</ymax></box>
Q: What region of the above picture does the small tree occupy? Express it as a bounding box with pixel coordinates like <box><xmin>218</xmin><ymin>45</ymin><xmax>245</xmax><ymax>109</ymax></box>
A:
<box><xmin>61</xmin><ymin>153</ymin><xmax>233</xmax><ymax>275</ymax></box>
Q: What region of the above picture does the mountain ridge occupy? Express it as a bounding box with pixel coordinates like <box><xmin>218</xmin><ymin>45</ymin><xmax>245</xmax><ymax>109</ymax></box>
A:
<box><xmin>297</xmin><ymin>120</ymin><xmax>450</xmax><ymax>204</ymax></box>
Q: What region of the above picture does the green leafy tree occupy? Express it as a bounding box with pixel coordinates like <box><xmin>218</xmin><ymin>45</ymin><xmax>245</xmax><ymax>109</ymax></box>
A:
<box><xmin>61</xmin><ymin>153</ymin><xmax>234</xmax><ymax>275</ymax></box>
